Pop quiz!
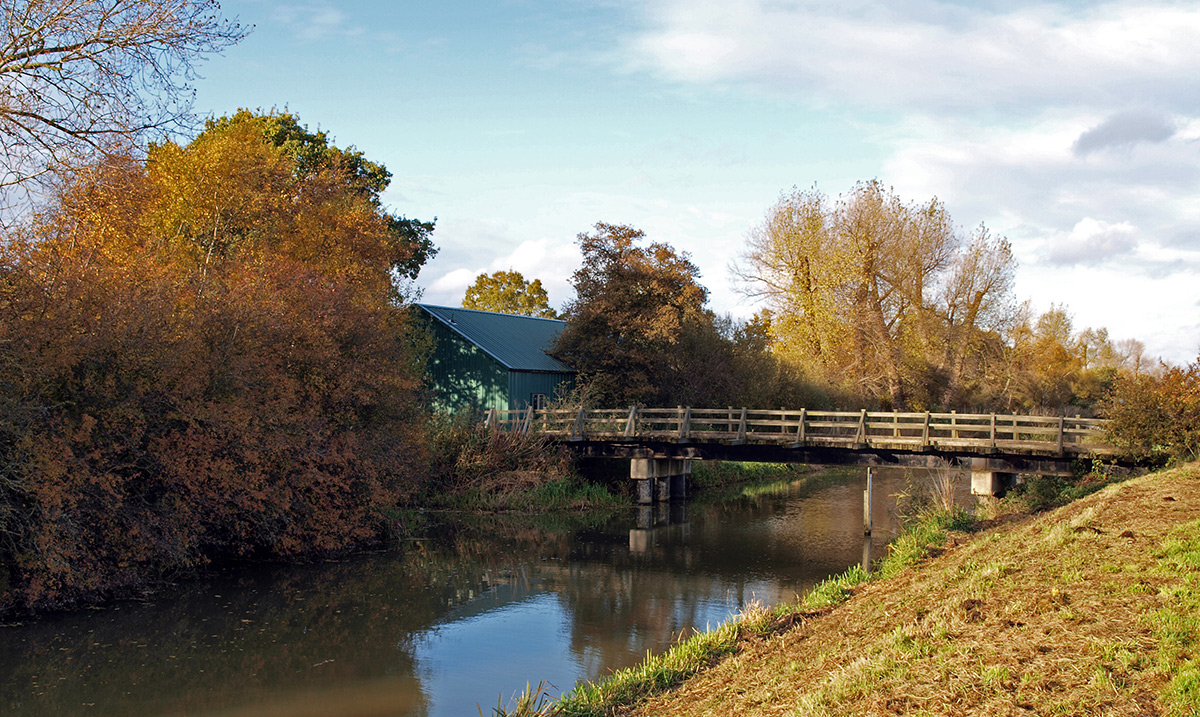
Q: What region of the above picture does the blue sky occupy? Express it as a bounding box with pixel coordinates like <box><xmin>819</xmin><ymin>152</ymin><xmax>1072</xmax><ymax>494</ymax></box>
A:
<box><xmin>192</xmin><ymin>0</ymin><xmax>1200</xmax><ymax>364</ymax></box>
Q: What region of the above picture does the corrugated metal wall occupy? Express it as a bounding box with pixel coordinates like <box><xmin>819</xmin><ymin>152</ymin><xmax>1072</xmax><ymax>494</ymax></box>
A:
<box><xmin>425</xmin><ymin>317</ymin><xmax>575</xmax><ymax>412</ymax></box>
<box><xmin>509</xmin><ymin>371</ymin><xmax>575</xmax><ymax>410</ymax></box>
<box><xmin>426</xmin><ymin>320</ymin><xmax>509</xmax><ymax>412</ymax></box>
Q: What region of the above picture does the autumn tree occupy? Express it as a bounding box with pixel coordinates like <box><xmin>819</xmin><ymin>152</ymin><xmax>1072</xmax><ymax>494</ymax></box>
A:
<box><xmin>462</xmin><ymin>269</ymin><xmax>557</xmax><ymax>317</ymax></box>
<box><xmin>145</xmin><ymin>110</ymin><xmax>435</xmax><ymax>289</ymax></box>
<box><xmin>1103</xmin><ymin>358</ymin><xmax>1200</xmax><ymax>460</ymax></box>
<box><xmin>199</xmin><ymin>110</ymin><xmax>436</xmax><ymax>280</ymax></box>
<box><xmin>737</xmin><ymin>181</ymin><xmax>1016</xmax><ymax>410</ymax></box>
<box><xmin>0</xmin><ymin>0</ymin><xmax>245</xmax><ymax>190</ymax></box>
<box><xmin>939</xmin><ymin>226</ymin><xmax>1015</xmax><ymax>405</ymax></box>
<box><xmin>553</xmin><ymin>223</ymin><xmax>713</xmax><ymax>406</ymax></box>
<box><xmin>0</xmin><ymin>111</ymin><xmax>435</xmax><ymax>614</ymax></box>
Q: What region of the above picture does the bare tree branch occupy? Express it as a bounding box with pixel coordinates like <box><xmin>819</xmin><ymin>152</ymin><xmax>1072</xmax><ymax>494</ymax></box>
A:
<box><xmin>0</xmin><ymin>0</ymin><xmax>246</xmax><ymax>192</ymax></box>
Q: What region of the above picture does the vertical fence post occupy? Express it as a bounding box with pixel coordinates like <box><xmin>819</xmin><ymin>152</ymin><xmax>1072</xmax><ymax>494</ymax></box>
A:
<box><xmin>623</xmin><ymin>405</ymin><xmax>638</xmax><ymax>438</ymax></box>
<box><xmin>678</xmin><ymin>407</ymin><xmax>692</xmax><ymax>441</ymax></box>
<box><xmin>989</xmin><ymin>413</ymin><xmax>997</xmax><ymax>451</ymax></box>
<box><xmin>855</xmin><ymin>409</ymin><xmax>868</xmax><ymax>445</ymax></box>
<box><xmin>1057</xmin><ymin>416</ymin><xmax>1065</xmax><ymax>453</ymax></box>
<box><xmin>864</xmin><ymin>466</ymin><xmax>873</xmax><ymax>536</ymax></box>
<box><xmin>572</xmin><ymin>406</ymin><xmax>587</xmax><ymax>441</ymax></box>
<box><xmin>921</xmin><ymin>411</ymin><xmax>931</xmax><ymax>449</ymax></box>
<box><xmin>737</xmin><ymin>407</ymin><xmax>748</xmax><ymax>443</ymax></box>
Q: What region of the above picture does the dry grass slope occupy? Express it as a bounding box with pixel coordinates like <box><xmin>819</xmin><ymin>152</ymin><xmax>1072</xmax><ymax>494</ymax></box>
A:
<box><xmin>626</xmin><ymin>465</ymin><xmax>1200</xmax><ymax>716</ymax></box>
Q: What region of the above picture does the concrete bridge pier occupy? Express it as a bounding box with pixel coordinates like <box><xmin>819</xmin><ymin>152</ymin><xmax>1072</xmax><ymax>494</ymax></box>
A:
<box><xmin>632</xmin><ymin>457</ymin><xmax>691</xmax><ymax>504</ymax></box>
<box><xmin>969</xmin><ymin>457</ymin><xmax>1016</xmax><ymax>497</ymax></box>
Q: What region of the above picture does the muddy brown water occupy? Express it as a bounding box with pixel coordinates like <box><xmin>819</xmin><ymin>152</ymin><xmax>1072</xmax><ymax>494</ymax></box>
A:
<box><xmin>0</xmin><ymin>468</ymin><xmax>920</xmax><ymax>716</ymax></box>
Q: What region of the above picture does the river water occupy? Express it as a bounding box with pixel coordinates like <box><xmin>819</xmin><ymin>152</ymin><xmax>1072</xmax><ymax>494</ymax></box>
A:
<box><xmin>0</xmin><ymin>467</ymin><xmax>914</xmax><ymax>716</ymax></box>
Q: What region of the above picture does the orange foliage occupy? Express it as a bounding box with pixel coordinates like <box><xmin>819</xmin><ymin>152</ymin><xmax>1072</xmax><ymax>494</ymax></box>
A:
<box><xmin>0</xmin><ymin>114</ymin><xmax>430</xmax><ymax>614</ymax></box>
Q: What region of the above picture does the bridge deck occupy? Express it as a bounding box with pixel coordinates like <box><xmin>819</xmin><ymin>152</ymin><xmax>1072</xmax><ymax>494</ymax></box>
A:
<box><xmin>484</xmin><ymin>407</ymin><xmax>1117</xmax><ymax>460</ymax></box>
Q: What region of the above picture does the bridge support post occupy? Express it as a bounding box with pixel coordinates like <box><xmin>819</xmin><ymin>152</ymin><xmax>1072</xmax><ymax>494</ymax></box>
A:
<box><xmin>631</xmin><ymin>458</ymin><xmax>691</xmax><ymax>504</ymax></box>
<box><xmin>969</xmin><ymin>458</ymin><xmax>1015</xmax><ymax>497</ymax></box>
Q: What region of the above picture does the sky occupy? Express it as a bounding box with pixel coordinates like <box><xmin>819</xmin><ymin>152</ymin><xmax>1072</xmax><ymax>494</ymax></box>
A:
<box><xmin>191</xmin><ymin>0</ymin><xmax>1200</xmax><ymax>365</ymax></box>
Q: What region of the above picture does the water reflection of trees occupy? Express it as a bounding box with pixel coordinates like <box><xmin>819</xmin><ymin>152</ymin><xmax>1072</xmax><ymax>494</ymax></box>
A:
<box><xmin>0</xmin><ymin>472</ymin><xmax>907</xmax><ymax>715</ymax></box>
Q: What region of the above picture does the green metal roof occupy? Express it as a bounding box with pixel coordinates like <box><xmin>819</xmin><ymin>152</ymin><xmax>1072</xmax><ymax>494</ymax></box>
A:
<box><xmin>415</xmin><ymin>304</ymin><xmax>574</xmax><ymax>373</ymax></box>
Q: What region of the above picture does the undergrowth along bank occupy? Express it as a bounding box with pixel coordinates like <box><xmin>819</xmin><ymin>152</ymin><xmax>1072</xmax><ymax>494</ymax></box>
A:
<box><xmin>419</xmin><ymin>412</ymin><xmax>623</xmax><ymax>512</ymax></box>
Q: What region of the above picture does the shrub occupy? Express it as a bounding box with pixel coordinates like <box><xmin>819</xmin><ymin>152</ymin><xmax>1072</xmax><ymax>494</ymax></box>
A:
<box><xmin>1103</xmin><ymin>361</ymin><xmax>1200</xmax><ymax>461</ymax></box>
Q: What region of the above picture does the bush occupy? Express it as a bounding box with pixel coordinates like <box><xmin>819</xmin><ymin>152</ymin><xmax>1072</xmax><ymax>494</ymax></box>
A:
<box><xmin>421</xmin><ymin>412</ymin><xmax>602</xmax><ymax>510</ymax></box>
<box><xmin>1103</xmin><ymin>361</ymin><xmax>1200</xmax><ymax>461</ymax></box>
<box><xmin>0</xmin><ymin>119</ymin><xmax>433</xmax><ymax>615</ymax></box>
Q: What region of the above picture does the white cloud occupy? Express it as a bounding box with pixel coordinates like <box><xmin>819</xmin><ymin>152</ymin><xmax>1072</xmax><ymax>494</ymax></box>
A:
<box><xmin>622</xmin><ymin>1</ymin><xmax>1200</xmax><ymax>114</ymax></box>
<box><xmin>881</xmin><ymin>112</ymin><xmax>1200</xmax><ymax>247</ymax></box>
<box><xmin>272</xmin><ymin>2</ymin><xmax>362</xmax><ymax>41</ymax></box>
<box><xmin>1045</xmin><ymin>218</ymin><xmax>1138</xmax><ymax>266</ymax></box>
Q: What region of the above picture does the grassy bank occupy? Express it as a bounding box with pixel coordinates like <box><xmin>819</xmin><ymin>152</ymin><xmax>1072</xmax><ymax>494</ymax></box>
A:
<box><xmin>500</xmin><ymin>464</ymin><xmax>1200</xmax><ymax>716</ymax></box>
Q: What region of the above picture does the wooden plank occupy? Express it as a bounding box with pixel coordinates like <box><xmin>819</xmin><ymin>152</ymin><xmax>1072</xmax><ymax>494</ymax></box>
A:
<box><xmin>679</xmin><ymin>407</ymin><xmax>692</xmax><ymax>441</ymax></box>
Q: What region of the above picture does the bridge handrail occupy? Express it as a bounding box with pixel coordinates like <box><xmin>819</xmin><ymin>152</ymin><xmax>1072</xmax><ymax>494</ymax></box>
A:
<box><xmin>482</xmin><ymin>406</ymin><xmax>1116</xmax><ymax>456</ymax></box>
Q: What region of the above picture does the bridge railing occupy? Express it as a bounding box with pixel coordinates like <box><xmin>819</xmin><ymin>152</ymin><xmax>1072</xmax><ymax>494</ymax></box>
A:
<box><xmin>482</xmin><ymin>406</ymin><xmax>1116</xmax><ymax>456</ymax></box>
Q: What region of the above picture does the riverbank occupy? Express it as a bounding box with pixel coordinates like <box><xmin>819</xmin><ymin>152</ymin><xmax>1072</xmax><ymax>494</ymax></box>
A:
<box><xmin>419</xmin><ymin>446</ymin><xmax>820</xmax><ymax>513</ymax></box>
<box><xmin>510</xmin><ymin>463</ymin><xmax>1200</xmax><ymax>716</ymax></box>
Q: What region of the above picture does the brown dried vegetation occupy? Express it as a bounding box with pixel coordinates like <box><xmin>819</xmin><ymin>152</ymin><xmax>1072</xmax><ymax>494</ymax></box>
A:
<box><xmin>0</xmin><ymin>112</ymin><xmax>430</xmax><ymax>615</ymax></box>
<box><xmin>624</xmin><ymin>466</ymin><xmax>1200</xmax><ymax>716</ymax></box>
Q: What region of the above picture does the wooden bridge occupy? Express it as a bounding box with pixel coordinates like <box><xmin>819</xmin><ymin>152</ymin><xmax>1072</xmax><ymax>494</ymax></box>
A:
<box><xmin>483</xmin><ymin>407</ymin><xmax>1123</xmax><ymax>502</ymax></box>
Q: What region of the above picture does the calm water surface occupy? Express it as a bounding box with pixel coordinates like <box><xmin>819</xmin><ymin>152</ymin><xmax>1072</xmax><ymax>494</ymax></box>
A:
<box><xmin>0</xmin><ymin>468</ymin><xmax>911</xmax><ymax>716</ymax></box>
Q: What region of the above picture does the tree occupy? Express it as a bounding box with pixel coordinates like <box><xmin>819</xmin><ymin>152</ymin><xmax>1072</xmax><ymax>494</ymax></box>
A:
<box><xmin>737</xmin><ymin>181</ymin><xmax>1016</xmax><ymax>410</ymax></box>
<box><xmin>553</xmin><ymin>222</ymin><xmax>711</xmax><ymax>406</ymax></box>
<box><xmin>144</xmin><ymin>110</ymin><xmax>436</xmax><ymax>295</ymax></box>
<box><xmin>199</xmin><ymin>110</ymin><xmax>436</xmax><ymax>279</ymax></box>
<box><xmin>461</xmin><ymin>270</ymin><xmax>557</xmax><ymax>317</ymax></box>
<box><xmin>0</xmin><ymin>112</ymin><xmax>435</xmax><ymax>613</ymax></box>
<box><xmin>0</xmin><ymin>0</ymin><xmax>245</xmax><ymax>189</ymax></box>
<box><xmin>1104</xmin><ymin>358</ymin><xmax>1200</xmax><ymax>460</ymax></box>
<box><xmin>939</xmin><ymin>226</ymin><xmax>1015</xmax><ymax>405</ymax></box>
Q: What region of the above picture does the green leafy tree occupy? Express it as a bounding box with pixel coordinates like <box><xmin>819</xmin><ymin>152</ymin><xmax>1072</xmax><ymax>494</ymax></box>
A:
<box><xmin>461</xmin><ymin>270</ymin><xmax>557</xmax><ymax>317</ymax></box>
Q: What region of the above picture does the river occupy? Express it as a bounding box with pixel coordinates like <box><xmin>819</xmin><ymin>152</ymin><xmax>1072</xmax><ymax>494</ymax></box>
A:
<box><xmin>0</xmin><ymin>467</ymin><xmax>916</xmax><ymax>716</ymax></box>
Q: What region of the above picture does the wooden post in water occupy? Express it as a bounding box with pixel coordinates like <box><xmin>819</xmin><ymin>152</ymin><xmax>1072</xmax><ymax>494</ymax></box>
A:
<box><xmin>864</xmin><ymin>466</ymin><xmax>874</xmax><ymax>536</ymax></box>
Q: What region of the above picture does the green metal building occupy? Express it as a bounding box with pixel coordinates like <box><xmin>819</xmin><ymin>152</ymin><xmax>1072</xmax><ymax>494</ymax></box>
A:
<box><xmin>415</xmin><ymin>304</ymin><xmax>575</xmax><ymax>413</ymax></box>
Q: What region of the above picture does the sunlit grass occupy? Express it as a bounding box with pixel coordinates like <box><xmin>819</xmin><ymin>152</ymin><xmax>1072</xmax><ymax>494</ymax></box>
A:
<box><xmin>1151</xmin><ymin>518</ymin><xmax>1200</xmax><ymax>716</ymax></box>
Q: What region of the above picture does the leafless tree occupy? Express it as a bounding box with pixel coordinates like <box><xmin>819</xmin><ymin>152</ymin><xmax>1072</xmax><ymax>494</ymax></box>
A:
<box><xmin>0</xmin><ymin>0</ymin><xmax>245</xmax><ymax>190</ymax></box>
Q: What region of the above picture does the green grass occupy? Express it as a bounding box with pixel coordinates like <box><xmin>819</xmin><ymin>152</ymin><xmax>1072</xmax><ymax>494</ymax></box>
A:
<box><xmin>1151</xmin><ymin>518</ymin><xmax>1200</xmax><ymax>716</ymax></box>
<box><xmin>689</xmin><ymin>462</ymin><xmax>860</xmax><ymax>506</ymax></box>
<box><xmin>433</xmin><ymin>477</ymin><xmax>625</xmax><ymax>513</ymax></box>
<box><xmin>689</xmin><ymin>461</ymin><xmax>812</xmax><ymax>490</ymax></box>
<box><xmin>552</xmin><ymin>619</ymin><xmax>746</xmax><ymax>716</ymax></box>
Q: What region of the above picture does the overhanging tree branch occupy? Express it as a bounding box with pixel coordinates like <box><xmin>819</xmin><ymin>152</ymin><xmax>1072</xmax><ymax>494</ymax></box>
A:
<box><xmin>0</xmin><ymin>0</ymin><xmax>246</xmax><ymax>191</ymax></box>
